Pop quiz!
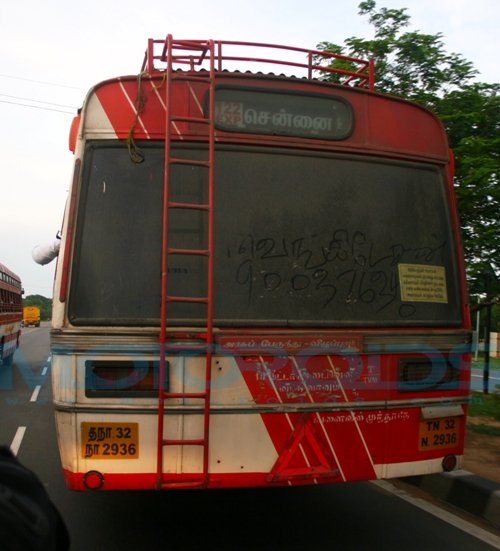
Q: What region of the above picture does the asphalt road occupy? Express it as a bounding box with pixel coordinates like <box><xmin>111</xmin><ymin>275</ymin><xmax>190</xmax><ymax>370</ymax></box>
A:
<box><xmin>471</xmin><ymin>366</ymin><xmax>500</xmax><ymax>393</ymax></box>
<box><xmin>1</xmin><ymin>323</ymin><xmax>499</xmax><ymax>551</ymax></box>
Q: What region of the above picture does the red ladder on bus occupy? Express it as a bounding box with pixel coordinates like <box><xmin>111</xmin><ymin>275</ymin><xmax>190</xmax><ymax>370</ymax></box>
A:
<box><xmin>156</xmin><ymin>36</ymin><xmax>215</xmax><ymax>489</ymax></box>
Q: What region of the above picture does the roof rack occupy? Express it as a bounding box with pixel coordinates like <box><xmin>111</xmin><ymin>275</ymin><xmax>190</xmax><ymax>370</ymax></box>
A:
<box><xmin>141</xmin><ymin>37</ymin><xmax>374</xmax><ymax>90</ymax></box>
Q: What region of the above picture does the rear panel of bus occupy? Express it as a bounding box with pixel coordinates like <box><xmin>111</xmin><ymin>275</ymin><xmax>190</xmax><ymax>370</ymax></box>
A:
<box><xmin>51</xmin><ymin>66</ymin><xmax>471</xmax><ymax>490</ymax></box>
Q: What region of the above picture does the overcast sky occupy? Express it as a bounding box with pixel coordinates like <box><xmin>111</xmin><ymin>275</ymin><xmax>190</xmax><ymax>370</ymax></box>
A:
<box><xmin>1</xmin><ymin>0</ymin><xmax>498</xmax><ymax>297</ymax></box>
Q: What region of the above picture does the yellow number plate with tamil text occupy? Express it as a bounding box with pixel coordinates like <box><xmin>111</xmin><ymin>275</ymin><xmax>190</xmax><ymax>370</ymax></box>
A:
<box><xmin>81</xmin><ymin>422</ymin><xmax>139</xmax><ymax>459</ymax></box>
<box><xmin>419</xmin><ymin>417</ymin><xmax>461</xmax><ymax>451</ymax></box>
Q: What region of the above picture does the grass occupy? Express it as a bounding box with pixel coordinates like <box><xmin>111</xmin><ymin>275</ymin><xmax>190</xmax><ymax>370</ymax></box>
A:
<box><xmin>467</xmin><ymin>390</ymin><xmax>500</xmax><ymax>436</ymax></box>
<box><xmin>468</xmin><ymin>424</ymin><xmax>500</xmax><ymax>437</ymax></box>
<box><xmin>471</xmin><ymin>353</ymin><xmax>500</xmax><ymax>371</ymax></box>
<box><xmin>468</xmin><ymin>391</ymin><xmax>500</xmax><ymax>420</ymax></box>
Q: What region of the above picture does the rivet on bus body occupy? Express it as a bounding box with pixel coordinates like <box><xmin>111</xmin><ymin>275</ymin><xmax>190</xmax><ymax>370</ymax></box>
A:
<box><xmin>83</xmin><ymin>470</ymin><xmax>105</xmax><ymax>490</ymax></box>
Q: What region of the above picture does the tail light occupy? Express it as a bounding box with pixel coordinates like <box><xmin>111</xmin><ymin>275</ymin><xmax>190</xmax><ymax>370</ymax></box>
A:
<box><xmin>442</xmin><ymin>454</ymin><xmax>457</xmax><ymax>472</ymax></box>
<box><xmin>399</xmin><ymin>357</ymin><xmax>460</xmax><ymax>392</ymax></box>
<box><xmin>83</xmin><ymin>471</ymin><xmax>105</xmax><ymax>490</ymax></box>
<box><xmin>85</xmin><ymin>360</ymin><xmax>168</xmax><ymax>397</ymax></box>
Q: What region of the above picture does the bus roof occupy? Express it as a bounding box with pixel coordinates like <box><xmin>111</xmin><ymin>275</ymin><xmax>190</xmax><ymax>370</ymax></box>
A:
<box><xmin>70</xmin><ymin>36</ymin><xmax>449</xmax><ymax>164</ymax></box>
<box><xmin>0</xmin><ymin>263</ymin><xmax>21</xmax><ymax>284</ymax></box>
<box><xmin>77</xmin><ymin>73</ymin><xmax>448</xmax><ymax>163</ymax></box>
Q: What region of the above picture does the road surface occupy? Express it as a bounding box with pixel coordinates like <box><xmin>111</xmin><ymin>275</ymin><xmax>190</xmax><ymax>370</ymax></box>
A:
<box><xmin>1</xmin><ymin>323</ymin><xmax>499</xmax><ymax>550</ymax></box>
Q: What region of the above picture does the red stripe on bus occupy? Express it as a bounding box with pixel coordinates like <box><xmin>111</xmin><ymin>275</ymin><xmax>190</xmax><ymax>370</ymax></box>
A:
<box><xmin>62</xmin><ymin>469</ymin><xmax>344</xmax><ymax>491</ymax></box>
<box><xmin>3</xmin><ymin>333</ymin><xmax>19</xmax><ymax>343</ymax></box>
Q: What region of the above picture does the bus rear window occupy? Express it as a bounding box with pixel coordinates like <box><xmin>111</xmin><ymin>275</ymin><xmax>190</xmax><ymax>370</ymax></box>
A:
<box><xmin>68</xmin><ymin>143</ymin><xmax>461</xmax><ymax>328</ymax></box>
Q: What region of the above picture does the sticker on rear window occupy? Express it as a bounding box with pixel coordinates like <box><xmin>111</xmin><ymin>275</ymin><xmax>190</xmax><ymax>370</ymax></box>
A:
<box><xmin>398</xmin><ymin>264</ymin><xmax>448</xmax><ymax>303</ymax></box>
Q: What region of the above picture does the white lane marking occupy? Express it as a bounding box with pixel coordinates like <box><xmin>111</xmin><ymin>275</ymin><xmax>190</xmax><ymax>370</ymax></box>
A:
<box><xmin>10</xmin><ymin>427</ymin><xmax>27</xmax><ymax>456</ymax></box>
<box><xmin>41</xmin><ymin>367</ymin><xmax>48</xmax><ymax>376</ymax></box>
<box><xmin>30</xmin><ymin>385</ymin><xmax>41</xmax><ymax>402</ymax></box>
<box><xmin>371</xmin><ymin>480</ymin><xmax>500</xmax><ymax>549</ymax></box>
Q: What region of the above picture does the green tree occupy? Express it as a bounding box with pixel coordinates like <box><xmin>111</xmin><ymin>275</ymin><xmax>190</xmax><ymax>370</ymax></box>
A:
<box><xmin>493</xmin><ymin>305</ymin><xmax>500</xmax><ymax>332</ymax></box>
<box><xmin>317</xmin><ymin>0</ymin><xmax>500</xmax><ymax>312</ymax></box>
<box><xmin>23</xmin><ymin>294</ymin><xmax>52</xmax><ymax>321</ymax></box>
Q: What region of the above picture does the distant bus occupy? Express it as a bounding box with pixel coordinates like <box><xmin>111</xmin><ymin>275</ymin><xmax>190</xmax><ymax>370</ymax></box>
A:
<box><xmin>0</xmin><ymin>263</ymin><xmax>22</xmax><ymax>366</ymax></box>
<box><xmin>51</xmin><ymin>37</ymin><xmax>471</xmax><ymax>491</ymax></box>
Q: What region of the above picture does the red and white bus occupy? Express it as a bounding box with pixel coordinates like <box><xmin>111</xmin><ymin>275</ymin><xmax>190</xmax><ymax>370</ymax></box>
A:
<box><xmin>51</xmin><ymin>37</ymin><xmax>471</xmax><ymax>491</ymax></box>
<box><xmin>0</xmin><ymin>263</ymin><xmax>22</xmax><ymax>366</ymax></box>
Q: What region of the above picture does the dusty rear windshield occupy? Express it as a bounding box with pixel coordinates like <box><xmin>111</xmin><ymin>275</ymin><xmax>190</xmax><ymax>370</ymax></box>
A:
<box><xmin>68</xmin><ymin>143</ymin><xmax>461</xmax><ymax>328</ymax></box>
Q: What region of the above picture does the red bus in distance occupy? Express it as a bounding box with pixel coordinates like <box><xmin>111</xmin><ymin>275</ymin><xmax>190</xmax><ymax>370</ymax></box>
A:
<box><xmin>0</xmin><ymin>263</ymin><xmax>23</xmax><ymax>366</ymax></box>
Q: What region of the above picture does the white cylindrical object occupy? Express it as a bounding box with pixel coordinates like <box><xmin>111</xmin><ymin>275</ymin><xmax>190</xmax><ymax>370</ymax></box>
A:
<box><xmin>32</xmin><ymin>240</ymin><xmax>60</xmax><ymax>266</ymax></box>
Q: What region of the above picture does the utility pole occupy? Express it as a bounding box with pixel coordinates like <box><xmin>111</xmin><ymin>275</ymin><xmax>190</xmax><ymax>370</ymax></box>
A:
<box><xmin>474</xmin><ymin>310</ymin><xmax>480</xmax><ymax>361</ymax></box>
<box><xmin>484</xmin><ymin>301</ymin><xmax>491</xmax><ymax>394</ymax></box>
<box><xmin>480</xmin><ymin>265</ymin><xmax>497</xmax><ymax>395</ymax></box>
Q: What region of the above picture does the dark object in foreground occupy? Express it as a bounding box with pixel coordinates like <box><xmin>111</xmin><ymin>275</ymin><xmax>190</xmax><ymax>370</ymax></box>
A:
<box><xmin>0</xmin><ymin>445</ymin><xmax>69</xmax><ymax>550</ymax></box>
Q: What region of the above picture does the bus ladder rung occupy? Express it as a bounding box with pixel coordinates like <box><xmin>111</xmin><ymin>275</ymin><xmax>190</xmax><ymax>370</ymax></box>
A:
<box><xmin>163</xmin><ymin>439</ymin><xmax>205</xmax><ymax>446</ymax></box>
<box><xmin>163</xmin><ymin>391</ymin><xmax>208</xmax><ymax>399</ymax></box>
<box><xmin>162</xmin><ymin>39</ymin><xmax>210</xmax><ymax>61</ymax></box>
<box><xmin>165</xmin><ymin>344</ymin><xmax>209</xmax><ymax>353</ymax></box>
<box><xmin>167</xmin><ymin>248</ymin><xmax>209</xmax><ymax>256</ymax></box>
<box><xmin>169</xmin><ymin>202</ymin><xmax>209</xmax><ymax>211</ymax></box>
<box><xmin>166</xmin><ymin>296</ymin><xmax>208</xmax><ymax>305</ymax></box>
<box><xmin>171</xmin><ymin>116</ymin><xmax>211</xmax><ymax>125</ymax></box>
<box><xmin>169</xmin><ymin>158</ymin><xmax>211</xmax><ymax>168</ymax></box>
<box><xmin>167</xmin><ymin>38</ymin><xmax>210</xmax><ymax>50</ymax></box>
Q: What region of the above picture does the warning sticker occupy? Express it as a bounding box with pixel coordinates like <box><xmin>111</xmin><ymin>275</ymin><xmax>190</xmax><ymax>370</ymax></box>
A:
<box><xmin>398</xmin><ymin>264</ymin><xmax>448</xmax><ymax>304</ymax></box>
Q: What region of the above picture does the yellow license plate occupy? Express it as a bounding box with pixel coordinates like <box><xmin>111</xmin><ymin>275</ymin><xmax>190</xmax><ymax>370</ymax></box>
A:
<box><xmin>419</xmin><ymin>417</ymin><xmax>460</xmax><ymax>451</ymax></box>
<box><xmin>81</xmin><ymin>422</ymin><xmax>139</xmax><ymax>459</ymax></box>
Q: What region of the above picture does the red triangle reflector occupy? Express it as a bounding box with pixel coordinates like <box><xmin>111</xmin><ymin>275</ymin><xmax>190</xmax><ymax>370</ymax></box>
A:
<box><xmin>267</xmin><ymin>413</ymin><xmax>340</xmax><ymax>482</ymax></box>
